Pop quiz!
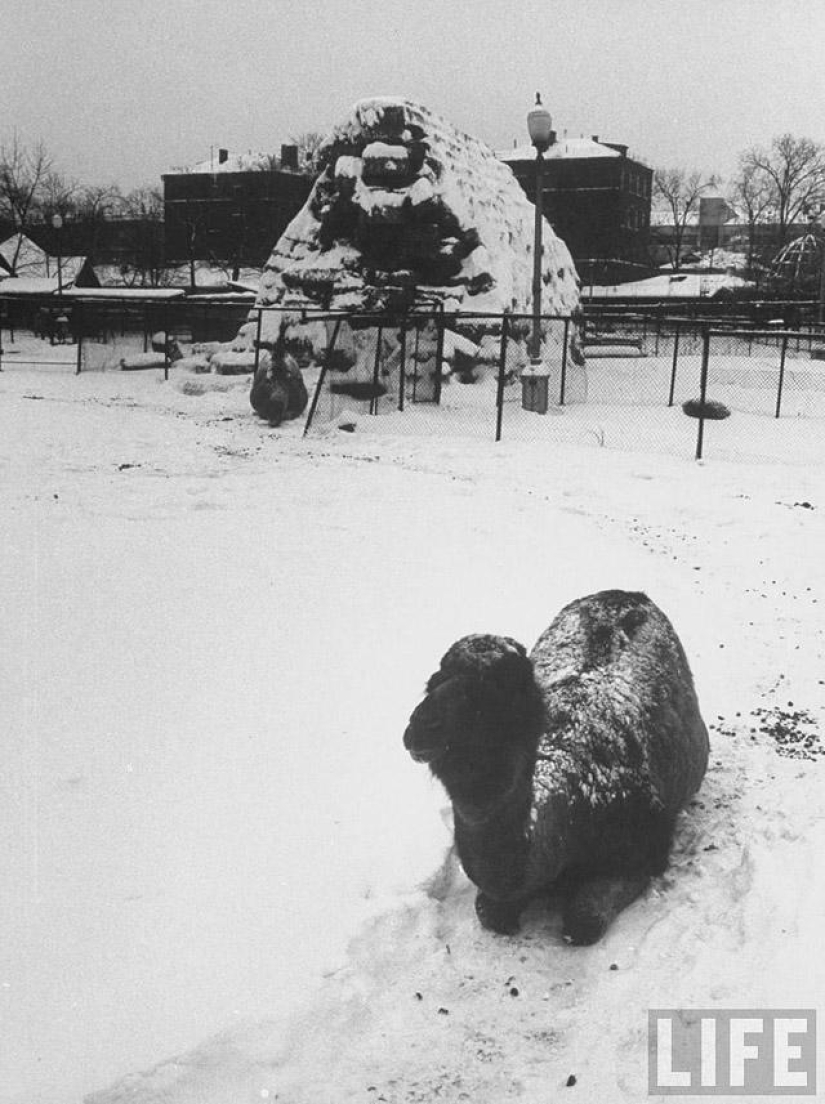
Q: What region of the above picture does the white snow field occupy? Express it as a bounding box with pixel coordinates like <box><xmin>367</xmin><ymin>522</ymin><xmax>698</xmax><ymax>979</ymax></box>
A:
<box><xmin>2</xmin><ymin>344</ymin><xmax>825</xmax><ymax>1104</ymax></box>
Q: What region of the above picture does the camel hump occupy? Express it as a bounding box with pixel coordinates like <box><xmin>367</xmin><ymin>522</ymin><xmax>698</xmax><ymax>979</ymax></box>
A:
<box><xmin>545</xmin><ymin>590</ymin><xmax>654</xmax><ymax>672</ymax></box>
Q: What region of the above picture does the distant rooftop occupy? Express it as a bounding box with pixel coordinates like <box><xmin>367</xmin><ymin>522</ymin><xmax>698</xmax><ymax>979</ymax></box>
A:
<box><xmin>166</xmin><ymin>150</ymin><xmax>276</xmax><ymax>175</ymax></box>
<box><xmin>0</xmin><ymin>234</ymin><xmax>89</xmax><ymax>286</ymax></box>
<box><xmin>498</xmin><ymin>136</ymin><xmax>638</xmax><ymax>163</ymax></box>
<box><xmin>166</xmin><ymin>142</ymin><xmax>318</xmax><ymax>175</ymax></box>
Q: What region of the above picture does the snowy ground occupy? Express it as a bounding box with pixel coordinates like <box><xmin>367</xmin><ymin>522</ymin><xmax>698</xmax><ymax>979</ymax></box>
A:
<box><xmin>2</xmin><ymin>336</ymin><xmax>825</xmax><ymax>1104</ymax></box>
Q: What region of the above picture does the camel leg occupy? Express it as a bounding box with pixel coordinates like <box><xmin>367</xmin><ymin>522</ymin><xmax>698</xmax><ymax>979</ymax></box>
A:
<box><xmin>475</xmin><ymin>891</ymin><xmax>525</xmax><ymax>935</ymax></box>
<box><xmin>562</xmin><ymin>872</ymin><xmax>650</xmax><ymax>945</ymax></box>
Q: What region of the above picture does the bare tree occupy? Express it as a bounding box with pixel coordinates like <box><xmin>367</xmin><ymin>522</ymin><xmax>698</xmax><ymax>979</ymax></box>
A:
<box><xmin>76</xmin><ymin>183</ymin><xmax>122</xmax><ymax>222</ymax></box>
<box><xmin>118</xmin><ymin>186</ymin><xmax>168</xmax><ymax>286</ymax></box>
<box><xmin>288</xmin><ymin>131</ymin><xmax>325</xmax><ymax>171</ymax></box>
<box><xmin>652</xmin><ymin>167</ymin><xmax>711</xmax><ymax>270</ymax></box>
<box><xmin>38</xmin><ymin>170</ymin><xmax>79</xmax><ymax>224</ymax></box>
<box><xmin>740</xmin><ymin>133</ymin><xmax>825</xmax><ymax>245</ymax></box>
<box><xmin>180</xmin><ymin>207</ymin><xmax>208</xmax><ymax>286</ymax></box>
<box><xmin>73</xmin><ymin>183</ymin><xmax>123</xmax><ymax>260</ymax></box>
<box><xmin>0</xmin><ymin>134</ymin><xmax>53</xmax><ymax>272</ymax></box>
<box><xmin>727</xmin><ymin>158</ymin><xmax>775</xmax><ymax>270</ymax></box>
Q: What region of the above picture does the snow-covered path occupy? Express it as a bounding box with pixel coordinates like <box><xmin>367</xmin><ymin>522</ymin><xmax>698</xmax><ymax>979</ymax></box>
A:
<box><xmin>1</xmin><ymin>365</ymin><xmax>824</xmax><ymax>1104</ymax></box>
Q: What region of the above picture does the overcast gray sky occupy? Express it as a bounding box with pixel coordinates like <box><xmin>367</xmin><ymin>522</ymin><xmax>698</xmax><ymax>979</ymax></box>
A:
<box><xmin>2</xmin><ymin>0</ymin><xmax>824</xmax><ymax>191</ymax></box>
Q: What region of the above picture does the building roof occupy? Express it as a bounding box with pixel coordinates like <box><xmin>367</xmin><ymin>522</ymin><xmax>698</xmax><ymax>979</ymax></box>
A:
<box><xmin>497</xmin><ymin>136</ymin><xmax>625</xmax><ymax>163</ymax></box>
<box><xmin>166</xmin><ymin>150</ymin><xmax>275</xmax><ymax>175</ymax></box>
<box><xmin>0</xmin><ymin>234</ymin><xmax>89</xmax><ymax>284</ymax></box>
<box><xmin>63</xmin><ymin>287</ymin><xmax>186</xmax><ymax>300</ymax></box>
<box><xmin>0</xmin><ymin>234</ymin><xmax>48</xmax><ymax>275</ymax></box>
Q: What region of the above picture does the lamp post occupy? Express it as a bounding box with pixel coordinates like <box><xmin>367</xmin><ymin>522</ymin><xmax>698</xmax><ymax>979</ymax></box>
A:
<box><xmin>51</xmin><ymin>213</ymin><xmax>65</xmax><ymax>343</ymax></box>
<box><xmin>51</xmin><ymin>213</ymin><xmax>64</xmax><ymax>302</ymax></box>
<box><xmin>527</xmin><ymin>93</ymin><xmax>554</xmax><ymax>362</ymax></box>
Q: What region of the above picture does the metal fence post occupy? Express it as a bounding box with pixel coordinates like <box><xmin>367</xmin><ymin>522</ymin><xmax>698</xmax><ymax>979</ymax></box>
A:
<box><xmin>253</xmin><ymin>307</ymin><xmax>263</xmax><ymax>376</ymax></box>
<box><xmin>559</xmin><ymin>318</ymin><xmax>570</xmax><ymax>405</ymax></box>
<box><xmin>408</xmin><ymin>320</ymin><xmax>418</xmax><ymax>403</ymax></box>
<box><xmin>696</xmin><ymin>327</ymin><xmax>710</xmax><ymax>461</ymax></box>
<box><xmin>398</xmin><ymin>315</ymin><xmax>407</xmax><ymax>412</ymax></box>
<box><xmin>775</xmin><ymin>333</ymin><xmax>788</xmax><ymax>418</ymax></box>
<box><xmin>76</xmin><ymin>301</ymin><xmax>83</xmax><ymax>374</ymax></box>
<box><xmin>668</xmin><ymin>319</ymin><xmax>680</xmax><ymax>406</ymax></box>
<box><xmin>163</xmin><ymin>302</ymin><xmax>170</xmax><ymax>380</ymax></box>
<box><xmin>495</xmin><ymin>313</ymin><xmax>510</xmax><ymax>442</ymax></box>
<box><xmin>370</xmin><ymin>323</ymin><xmax>383</xmax><ymax>415</ymax></box>
<box><xmin>303</xmin><ymin>318</ymin><xmax>341</xmax><ymax>436</ymax></box>
<box><xmin>434</xmin><ymin>305</ymin><xmax>445</xmax><ymax>404</ymax></box>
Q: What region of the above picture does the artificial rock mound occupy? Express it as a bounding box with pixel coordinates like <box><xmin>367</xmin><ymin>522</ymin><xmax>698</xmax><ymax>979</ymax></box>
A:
<box><xmin>246</xmin><ymin>97</ymin><xmax>580</xmax><ymax>349</ymax></box>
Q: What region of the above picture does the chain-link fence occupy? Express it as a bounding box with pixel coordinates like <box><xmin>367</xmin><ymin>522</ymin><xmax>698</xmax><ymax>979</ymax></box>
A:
<box><xmin>0</xmin><ymin>294</ymin><xmax>254</xmax><ymax>376</ymax></box>
<box><xmin>298</xmin><ymin>309</ymin><xmax>577</xmax><ymax>445</ymax></box>
<box><xmin>295</xmin><ymin>307</ymin><xmax>825</xmax><ymax>463</ymax></box>
<box><xmin>4</xmin><ymin>294</ymin><xmax>825</xmax><ymax>464</ymax></box>
<box><xmin>578</xmin><ymin>317</ymin><xmax>825</xmax><ymax>462</ymax></box>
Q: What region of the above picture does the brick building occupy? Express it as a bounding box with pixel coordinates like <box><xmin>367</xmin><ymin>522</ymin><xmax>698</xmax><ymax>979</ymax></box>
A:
<box><xmin>500</xmin><ymin>135</ymin><xmax>652</xmax><ymax>286</ymax></box>
<box><xmin>162</xmin><ymin>147</ymin><xmax>315</xmax><ymax>271</ymax></box>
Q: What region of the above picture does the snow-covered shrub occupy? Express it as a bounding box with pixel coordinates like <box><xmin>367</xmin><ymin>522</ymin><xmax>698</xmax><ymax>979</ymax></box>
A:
<box><xmin>682</xmin><ymin>398</ymin><xmax>731</xmax><ymax>420</ymax></box>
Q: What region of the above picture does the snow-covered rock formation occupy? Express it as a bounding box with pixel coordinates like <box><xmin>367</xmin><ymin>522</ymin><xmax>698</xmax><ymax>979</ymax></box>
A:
<box><xmin>245</xmin><ymin>97</ymin><xmax>579</xmax><ymax>349</ymax></box>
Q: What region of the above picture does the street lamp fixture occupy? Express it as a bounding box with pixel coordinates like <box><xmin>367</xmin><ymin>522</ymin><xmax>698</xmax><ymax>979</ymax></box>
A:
<box><xmin>527</xmin><ymin>93</ymin><xmax>554</xmax><ymax>363</ymax></box>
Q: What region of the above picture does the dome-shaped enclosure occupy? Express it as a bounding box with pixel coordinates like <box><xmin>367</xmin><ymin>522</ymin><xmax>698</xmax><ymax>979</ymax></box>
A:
<box><xmin>768</xmin><ymin>230</ymin><xmax>825</xmax><ymax>296</ymax></box>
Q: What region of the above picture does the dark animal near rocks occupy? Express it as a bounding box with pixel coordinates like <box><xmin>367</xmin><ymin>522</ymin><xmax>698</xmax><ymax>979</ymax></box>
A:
<box><xmin>249</xmin><ymin>340</ymin><xmax>308</xmax><ymax>426</ymax></box>
<box><xmin>403</xmin><ymin>590</ymin><xmax>709</xmax><ymax>944</ymax></box>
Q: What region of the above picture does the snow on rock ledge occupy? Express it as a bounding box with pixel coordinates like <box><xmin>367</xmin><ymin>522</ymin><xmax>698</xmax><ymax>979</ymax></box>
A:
<box><xmin>246</xmin><ymin>97</ymin><xmax>580</xmax><ymax>347</ymax></box>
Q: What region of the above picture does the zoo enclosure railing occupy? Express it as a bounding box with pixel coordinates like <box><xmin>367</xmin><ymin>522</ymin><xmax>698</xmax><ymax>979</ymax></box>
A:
<box><xmin>0</xmin><ymin>293</ymin><xmax>254</xmax><ymax>377</ymax></box>
<box><xmin>287</xmin><ymin>307</ymin><xmax>576</xmax><ymax>443</ymax></box>
<box><xmin>4</xmin><ymin>294</ymin><xmax>825</xmax><ymax>464</ymax></box>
